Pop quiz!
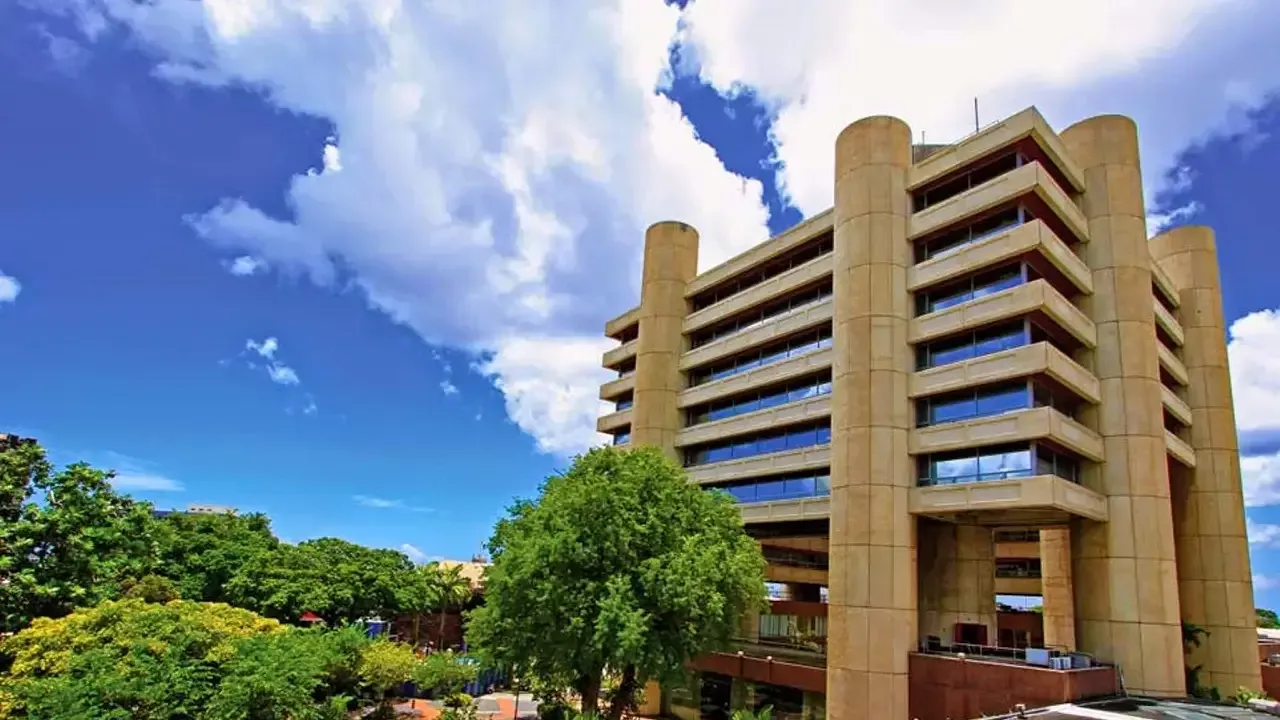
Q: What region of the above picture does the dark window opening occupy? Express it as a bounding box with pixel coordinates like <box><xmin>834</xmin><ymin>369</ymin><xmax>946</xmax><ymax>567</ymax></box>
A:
<box><xmin>690</xmin><ymin>232</ymin><xmax>834</xmax><ymax>312</ymax></box>
<box><xmin>688</xmin><ymin>326</ymin><xmax>833</xmax><ymax>387</ymax></box>
<box><xmin>687</xmin><ymin>371</ymin><xmax>832</xmax><ymax>426</ymax></box>
<box><xmin>690</xmin><ymin>281</ymin><xmax>832</xmax><ymax>349</ymax></box>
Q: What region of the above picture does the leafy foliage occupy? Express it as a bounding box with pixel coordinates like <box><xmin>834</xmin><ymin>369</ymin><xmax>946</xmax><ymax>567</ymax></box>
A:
<box><xmin>152</xmin><ymin>510</ymin><xmax>280</xmax><ymax>605</ymax></box>
<box><xmin>0</xmin><ymin>445</ymin><xmax>160</xmax><ymax>633</ymax></box>
<box><xmin>1259</xmin><ymin>607</ymin><xmax>1280</xmax><ymax>629</ymax></box>
<box><xmin>467</xmin><ymin>445</ymin><xmax>766</xmax><ymax>720</ymax></box>
<box><xmin>224</xmin><ymin>538</ymin><xmax>414</xmax><ymax>625</ymax></box>
<box><xmin>413</xmin><ymin>650</ymin><xmax>479</xmax><ymax>696</ymax></box>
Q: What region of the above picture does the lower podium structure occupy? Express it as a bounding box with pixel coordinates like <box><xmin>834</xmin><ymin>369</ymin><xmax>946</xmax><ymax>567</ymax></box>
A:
<box><xmin>596</xmin><ymin>106</ymin><xmax>1258</xmax><ymax>720</ymax></box>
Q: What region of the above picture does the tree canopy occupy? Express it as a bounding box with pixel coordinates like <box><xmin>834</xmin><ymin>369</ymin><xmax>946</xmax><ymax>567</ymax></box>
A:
<box><xmin>0</xmin><ymin>598</ymin><xmax>472</xmax><ymax>720</ymax></box>
<box><xmin>466</xmin><ymin>445</ymin><xmax>766</xmax><ymax>720</ymax></box>
<box><xmin>1259</xmin><ymin>608</ymin><xmax>1279</xmax><ymax>629</ymax></box>
<box><xmin>0</xmin><ymin>443</ymin><xmax>159</xmax><ymax>633</ymax></box>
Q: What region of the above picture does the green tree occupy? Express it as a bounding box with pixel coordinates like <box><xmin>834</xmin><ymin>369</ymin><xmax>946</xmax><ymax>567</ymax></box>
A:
<box><xmin>120</xmin><ymin>574</ymin><xmax>182</xmax><ymax>603</ymax></box>
<box><xmin>431</xmin><ymin>563</ymin><xmax>475</xmax><ymax>648</ymax></box>
<box><xmin>153</xmin><ymin>510</ymin><xmax>280</xmax><ymax>604</ymax></box>
<box><xmin>0</xmin><ymin>443</ymin><xmax>160</xmax><ymax>633</ymax></box>
<box><xmin>224</xmin><ymin>538</ymin><xmax>414</xmax><ymax>624</ymax></box>
<box><xmin>0</xmin><ymin>598</ymin><xmax>283</xmax><ymax>719</ymax></box>
<box><xmin>467</xmin><ymin>446</ymin><xmax>766</xmax><ymax>720</ymax></box>
<box><xmin>401</xmin><ymin>563</ymin><xmax>441</xmax><ymax>647</ymax></box>
<box><xmin>412</xmin><ymin>650</ymin><xmax>479</xmax><ymax>698</ymax></box>
<box><xmin>1259</xmin><ymin>608</ymin><xmax>1280</xmax><ymax>629</ymax></box>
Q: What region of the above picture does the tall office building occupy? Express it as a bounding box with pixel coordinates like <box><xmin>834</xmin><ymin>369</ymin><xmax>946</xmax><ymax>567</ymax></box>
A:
<box><xmin>596</xmin><ymin>108</ymin><xmax>1260</xmax><ymax>720</ymax></box>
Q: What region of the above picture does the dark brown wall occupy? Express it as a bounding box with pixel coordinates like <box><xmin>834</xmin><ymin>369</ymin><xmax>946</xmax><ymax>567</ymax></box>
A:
<box><xmin>393</xmin><ymin>611</ymin><xmax>465</xmax><ymax>649</ymax></box>
<box><xmin>908</xmin><ymin>653</ymin><xmax>1118</xmax><ymax>720</ymax></box>
<box><xmin>997</xmin><ymin>610</ymin><xmax>1045</xmax><ymax>647</ymax></box>
<box><xmin>690</xmin><ymin>652</ymin><xmax>825</xmax><ymax>694</ymax></box>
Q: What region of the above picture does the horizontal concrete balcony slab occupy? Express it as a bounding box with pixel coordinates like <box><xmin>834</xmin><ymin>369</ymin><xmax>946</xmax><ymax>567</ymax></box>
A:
<box><xmin>910</xmin><ymin>473</ymin><xmax>1109</xmax><ymax>524</ymax></box>
<box><xmin>685</xmin><ymin>253</ymin><xmax>833</xmax><ymax>335</ymax></box>
<box><xmin>995</xmin><ymin>541</ymin><xmax>1040</xmax><ymax>559</ymax></box>
<box><xmin>686</xmin><ymin>445</ymin><xmax>830</xmax><ymax>486</ymax></box>
<box><xmin>910</xmin><ymin>279</ymin><xmax>1097</xmax><ymax>349</ymax></box>
<box><xmin>596</xmin><ymin>408</ymin><xmax>632</xmax><ymax>434</ymax></box>
<box><xmin>910</xmin><ymin>406</ymin><xmax>1104</xmax><ymax>462</ymax></box>
<box><xmin>679</xmin><ymin>347</ymin><xmax>833</xmax><ymax>409</ymax></box>
<box><xmin>909</xmin><ymin>162</ymin><xmax>1089</xmax><ymax>247</ymax></box>
<box><xmin>604</xmin><ymin>306</ymin><xmax>639</xmax><ymax>339</ymax></box>
<box><xmin>680</xmin><ymin>299</ymin><xmax>833</xmax><ymax>371</ymax></box>
<box><xmin>994</xmin><ymin>576</ymin><xmax>1042</xmax><ymax>596</ymax></box>
<box><xmin>687</xmin><ymin>209</ymin><xmax>834</xmax><ymax>299</ymax></box>
<box><xmin>1157</xmin><ymin>342</ymin><xmax>1189</xmax><ymax>387</ymax></box>
<box><xmin>1150</xmin><ymin>261</ymin><xmax>1181</xmax><ymax>309</ymax></box>
<box><xmin>1161</xmin><ymin>385</ymin><xmax>1192</xmax><ymax>427</ymax></box>
<box><xmin>601</xmin><ymin>338</ymin><xmax>637</xmax><ymax>370</ymax></box>
<box><xmin>1154</xmin><ymin>300</ymin><xmax>1185</xmax><ymax>347</ymax></box>
<box><xmin>757</xmin><ymin>536</ymin><xmax>829</xmax><ymax>553</ymax></box>
<box><xmin>739</xmin><ymin>496</ymin><xmax>830</xmax><ymax>525</ymax></box>
<box><xmin>766</xmin><ymin>562</ymin><xmax>828</xmax><ymax>586</ymax></box>
<box><xmin>1166</xmin><ymin>430</ymin><xmax>1197</xmax><ymax>468</ymax></box>
<box><xmin>908</xmin><ymin>107</ymin><xmax>1086</xmax><ymax>194</ymax></box>
<box><xmin>908</xmin><ymin>219</ymin><xmax>1092</xmax><ymax>296</ymax></box>
<box><xmin>598</xmin><ymin>373</ymin><xmax>635</xmax><ymax>401</ymax></box>
<box><xmin>911</xmin><ymin>342</ymin><xmax>1100</xmax><ymax>405</ymax></box>
<box><xmin>677</xmin><ymin>396</ymin><xmax>830</xmax><ymax>448</ymax></box>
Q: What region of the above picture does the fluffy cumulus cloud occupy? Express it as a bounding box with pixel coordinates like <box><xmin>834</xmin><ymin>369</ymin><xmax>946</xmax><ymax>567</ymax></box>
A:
<box><xmin>43</xmin><ymin>0</ymin><xmax>770</xmax><ymax>455</ymax></box>
<box><xmin>245</xmin><ymin>336</ymin><xmax>302</xmax><ymax>386</ymax></box>
<box><xmin>679</xmin><ymin>0</ymin><xmax>1280</xmax><ymax>217</ymax></box>
<box><xmin>0</xmin><ymin>271</ymin><xmax>21</xmax><ymax>303</ymax></box>
<box><xmin>1229</xmin><ymin>311</ymin><xmax>1280</xmax><ymax>507</ymax></box>
<box><xmin>40</xmin><ymin>0</ymin><xmax>1280</xmax><ymax>455</ymax></box>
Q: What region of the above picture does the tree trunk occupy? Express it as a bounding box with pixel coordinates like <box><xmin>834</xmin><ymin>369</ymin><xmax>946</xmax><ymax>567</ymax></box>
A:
<box><xmin>578</xmin><ymin>672</ymin><xmax>602</xmax><ymax>718</ymax></box>
<box><xmin>606</xmin><ymin>665</ymin><xmax>638</xmax><ymax>720</ymax></box>
<box><xmin>438</xmin><ymin>604</ymin><xmax>448</xmax><ymax>648</ymax></box>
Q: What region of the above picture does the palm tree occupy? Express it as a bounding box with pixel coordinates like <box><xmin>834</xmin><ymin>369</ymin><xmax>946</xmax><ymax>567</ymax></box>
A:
<box><xmin>404</xmin><ymin>564</ymin><xmax>439</xmax><ymax>647</ymax></box>
<box><xmin>430</xmin><ymin>563</ymin><xmax>474</xmax><ymax>649</ymax></box>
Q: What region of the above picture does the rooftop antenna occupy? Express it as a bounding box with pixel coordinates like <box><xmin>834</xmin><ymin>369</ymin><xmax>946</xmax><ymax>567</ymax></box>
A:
<box><xmin>974</xmin><ymin>97</ymin><xmax>980</xmax><ymax>133</ymax></box>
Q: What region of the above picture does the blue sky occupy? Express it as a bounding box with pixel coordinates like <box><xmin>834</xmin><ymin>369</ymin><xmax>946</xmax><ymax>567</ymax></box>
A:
<box><xmin>4</xmin><ymin>0</ymin><xmax>1280</xmax><ymax>606</ymax></box>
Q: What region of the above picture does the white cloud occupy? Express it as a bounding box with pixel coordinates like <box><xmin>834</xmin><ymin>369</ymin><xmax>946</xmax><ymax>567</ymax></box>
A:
<box><xmin>0</xmin><ymin>271</ymin><xmax>21</xmax><ymax>303</ymax></box>
<box><xmin>227</xmin><ymin>255</ymin><xmax>266</xmax><ymax>276</ymax></box>
<box><xmin>400</xmin><ymin>543</ymin><xmax>427</xmax><ymax>563</ymax></box>
<box><xmin>1250</xmin><ymin>519</ymin><xmax>1280</xmax><ymax>548</ymax></box>
<box><xmin>354</xmin><ymin>494</ymin><xmax>433</xmax><ymax>513</ymax></box>
<box><xmin>1227</xmin><ymin>310</ymin><xmax>1280</xmax><ymax>507</ymax></box>
<box><xmin>1257</xmin><ymin>574</ymin><xmax>1280</xmax><ymax>591</ymax></box>
<box><xmin>111</xmin><ymin>472</ymin><xmax>184</xmax><ymax>492</ymax></box>
<box><xmin>98</xmin><ymin>451</ymin><xmax>185</xmax><ymax>492</ymax></box>
<box><xmin>47</xmin><ymin>0</ymin><xmax>770</xmax><ymax>456</ymax></box>
<box><xmin>440</xmin><ymin>379</ymin><xmax>458</xmax><ymax>396</ymax></box>
<box><xmin>246</xmin><ymin>336</ymin><xmax>279</xmax><ymax>359</ymax></box>
<box><xmin>46</xmin><ymin>0</ymin><xmax>1280</xmax><ymax>456</ymax></box>
<box><xmin>244</xmin><ymin>336</ymin><xmax>302</xmax><ymax>386</ymax></box>
<box><xmin>267</xmin><ymin>363</ymin><xmax>300</xmax><ymax>385</ymax></box>
<box><xmin>679</xmin><ymin>0</ymin><xmax>1280</xmax><ymax>218</ymax></box>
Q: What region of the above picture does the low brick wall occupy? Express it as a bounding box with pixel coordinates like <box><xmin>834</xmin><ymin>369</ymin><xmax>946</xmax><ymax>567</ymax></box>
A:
<box><xmin>908</xmin><ymin>652</ymin><xmax>1118</xmax><ymax>720</ymax></box>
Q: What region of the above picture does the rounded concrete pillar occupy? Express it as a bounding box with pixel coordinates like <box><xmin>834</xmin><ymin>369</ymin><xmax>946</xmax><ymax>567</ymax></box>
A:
<box><xmin>1150</xmin><ymin>225</ymin><xmax>1261</xmax><ymax>694</ymax></box>
<box><xmin>631</xmin><ymin>221</ymin><xmax>698</xmax><ymax>459</ymax></box>
<box><xmin>1060</xmin><ymin>115</ymin><xmax>1185</xmax><ymax>696</ymax></box>
<box><xmin>1039</xmin><ymin>527</ymin><xmax>1076</xmax><ymax>650</ymax></box>
<box><xmin>828</xmin><ymin>116</ymin><xmax>914</xmax><ymax>720</ymax></box>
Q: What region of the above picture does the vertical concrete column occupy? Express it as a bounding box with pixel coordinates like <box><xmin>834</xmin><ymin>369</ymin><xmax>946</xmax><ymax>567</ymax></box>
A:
<box><xmin>1060</xmin><ymin>115</ymin><xmax>1184</xmax><ymax>696</ymax></box>
<box><xmin>918</xmin><ymin>521</ymin><xmax>996</xmax><ymax>643</ymax></box>
<box><xmin>1039</xmin><ymin>527</ymin><xmax>1077</xmax><ymax>650</ymax></box>
<box><xmin>1150</xmin><ymin>226</ymin><xmax>1261</xmax><ymax>694</ymax></box>
<box><xmin>828</xmin><ymin>116</ymin><xmax>915</xmax><ymax>720</ymax></box>
<box><xmin>632</xmin><ymin>222</ymin><xmax>699</xmax><ymax>460</ymax></box>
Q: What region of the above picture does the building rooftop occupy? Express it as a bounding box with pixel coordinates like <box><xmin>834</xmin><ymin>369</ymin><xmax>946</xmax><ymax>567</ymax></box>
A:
<box><xmin>999</xmin><ymin>697</ymin><xmax>1280</xmax><ymax>719</ymax></box>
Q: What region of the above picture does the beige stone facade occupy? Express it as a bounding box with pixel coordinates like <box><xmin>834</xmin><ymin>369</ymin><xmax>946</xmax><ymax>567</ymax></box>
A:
<box><xmin>597</xmin><ymin>107</ymin><xmax>1259</xmax><ymax>719</ymax></box>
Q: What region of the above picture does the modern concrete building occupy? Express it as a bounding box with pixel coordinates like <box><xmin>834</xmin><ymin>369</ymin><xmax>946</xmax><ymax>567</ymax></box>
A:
<box><xmin>596</xmin><ymin>107</ymin><xmax>1259</xmax><ymax>720</ymax></box>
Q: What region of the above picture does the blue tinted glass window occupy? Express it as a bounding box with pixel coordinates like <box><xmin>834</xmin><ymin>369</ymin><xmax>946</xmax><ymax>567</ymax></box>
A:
<box><xmin>932</xmin><ymin>456</ymin><xmax>977</xmax><ymax>483</ymax></box>
<box><xmin>613</xmin><ymin>432</ymin><xmax>630</xmax><ymax>445</ymax></box>
<box><xmin>975</xmin><ymin>386</ymin><xmax>1029</xmax><ymax>416</ymax></box>
<box><xmin>929</xmin><ymin>397</ymin><xmax>976</xmax><ymax>425</ymax></box>
<box><xmin>758</xmin><ymin>434</ymin><xmax>788</xmax><ymax>454</ymax></box>
<box><xmin>978</xmin><ymin>449</ymin><xmax>1032</xmax><ymax>480</ymax></box>
<box><xmin>815</xmin><ymin>475</ymin><xmax>830</xmax><ymax>495</ymax></box>
<box><xmin>815</xmin><ymin>426</ymin><xmax>831</xmax><ymax>444</ymax></box>
<box><xmin>932</xmin><ymin>343</ymin><xmax>975</xmax><ymax>367</ymax></box>
<box><xmin>756</xmin><ymin>480</ymin><xmax>787</xmax><ymax>500</ymax></box>
<box><xmin>787</xmin><ymin>427</ymin><xmax>817</xmax><ymax>449</ymax></box>
<box><xmin>786</xmin><ymin>477</ymin><xmax>815</xmax><ymax>497</ymax></box>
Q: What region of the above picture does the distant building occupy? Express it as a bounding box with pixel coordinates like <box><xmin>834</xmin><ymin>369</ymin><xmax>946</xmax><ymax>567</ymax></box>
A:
<box><xmin>0</xmin><ymin>433</ymin><xmax>36</xmax><ymax>452</ymax></box>
<box><xmin>152</xmin><ymin>504</ymin><xmax>237</xmax><ymax>519</ymax></box>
